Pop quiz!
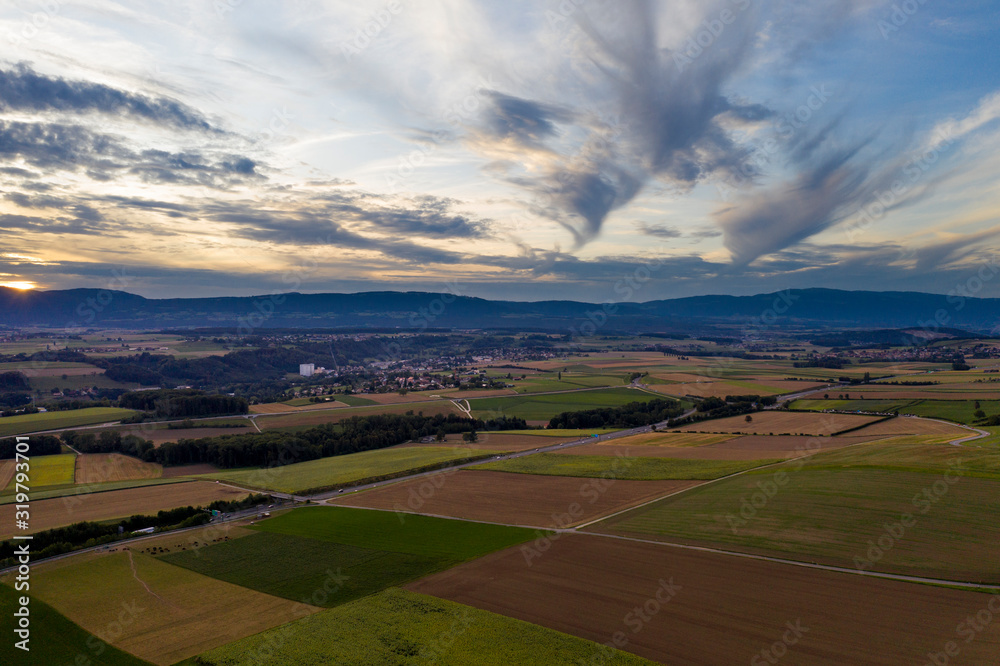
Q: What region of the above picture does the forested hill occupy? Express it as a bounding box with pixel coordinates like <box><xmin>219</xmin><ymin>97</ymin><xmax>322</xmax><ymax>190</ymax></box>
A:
<box><xmin>2</xmin><ymin>287</ymin><xmax>999</xmax><ymax>332</ymax></box>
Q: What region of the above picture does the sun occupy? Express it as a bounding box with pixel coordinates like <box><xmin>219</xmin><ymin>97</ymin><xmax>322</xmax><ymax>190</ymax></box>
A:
<box><xmin>0</xmin><ymin>281</ymin><xmax>36</xmax><ymax>290</ymax></box>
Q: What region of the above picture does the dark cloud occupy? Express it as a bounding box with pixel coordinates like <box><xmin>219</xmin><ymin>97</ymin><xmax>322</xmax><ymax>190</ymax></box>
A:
<box><xmin>638</xmin><ymin>223</ymin><xmax>682</xmax><ymax>239</ymax></box>
<box><xmin>482</xmin><ymin>92</ymin><xmax>573</xmax><ymax>147</ymax></box>
<box><xmin>0</xmin><ymin>64</ymin><xmax>216</xmax><ymax>131</ymax></box>
<box><xmin>0</xmin><ymin>120</ymin><xmax>258</xmax><ymax>189</ymax></box>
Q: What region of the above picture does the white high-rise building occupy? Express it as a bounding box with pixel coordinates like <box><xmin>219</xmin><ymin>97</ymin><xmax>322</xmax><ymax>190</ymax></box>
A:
<box><xmin>299</xmin><ymin>363</ymin><xmax>315</xmax><ymax>377</ymax></box>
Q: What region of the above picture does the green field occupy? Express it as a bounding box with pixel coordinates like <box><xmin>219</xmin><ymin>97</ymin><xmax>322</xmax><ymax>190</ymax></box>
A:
<box><xmin>468</xmin><ymin>387</ymin><xmax>665</xmax><ymax>421</ymax></box>
<box><xmin>0</xmin><ymin>583</ymin><xmax>151</xmax><ymax>666</ymax></box>
<box><xmin>795</xmin><ymin>440</ymin><xmax>1000</xmax><ymax>478</ymax></box>
<box><xmin>471</xmin><ymin>453</ymin><xmax>779</xmax><ymax>480</ymax></box>
<box><xmin>2</xmin><ymin>452</ymin><xmax>76</xmax><ymax>490</ymax></box>
<box><xmin>161</xmin><ymin>530</ymin><xmax>439</xmax><ymax>607</ymax></box>
<box><xmin>256</xmin><ymin>506</ymin><xmax>534</xmax><ymax>559</ymax></box>
<box><xmin>790</xmin><ymin>398</ymin><xmax>1000</xmax><ymax>424</ymax></box>
<box><xmin>594</xmin><ymin>467</ymin><xmax>1000</xmax><ymax>583</ymax></box>
<box><xmin>200</xmin><ymin>447</ymin><xmax>490</xmax><ymax>494</ymax></box>
<box><xmin>0</xmin><ymin>407</ymin><xmax>136</xmax><ymax>437</ymax></box>
<box><xmin>334</xmin><ymin>394</ymin><xmax>378</xmax><ymax>406</ymax></box>
<box><xmin>189</xmin><ymin>588</ymin><xmax>655</xmax><ymax>666</ymax></box>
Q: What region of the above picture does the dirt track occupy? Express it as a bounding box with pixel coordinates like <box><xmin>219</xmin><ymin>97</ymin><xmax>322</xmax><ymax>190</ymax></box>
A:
<box><xmin>330</xmin><ymin>470</ymin><xmax>701</xmax><ymax>528</ymax></box>
<box><xmin>408</xmin><ymin>533</ymin><xmax>1000</xmax><ymax>665</ymax></box>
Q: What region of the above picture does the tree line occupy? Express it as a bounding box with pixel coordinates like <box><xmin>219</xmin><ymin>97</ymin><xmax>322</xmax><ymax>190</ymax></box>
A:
<box><xmin>547</xmin><ymin>399</ymin><xmax>684</xmax><ymax>429</ymax></box>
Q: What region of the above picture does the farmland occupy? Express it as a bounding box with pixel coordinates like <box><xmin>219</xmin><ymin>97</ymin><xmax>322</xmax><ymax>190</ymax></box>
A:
<box><xmin>256</xmin><ymin>400</ymin><xmax>459</xmax><ymax>430</ymax></box>
<box><xmin>75</xmin><ymin>453</ymin><xmax>162</xmax><ymax>484</ymax></box>
<box><xmin>255</xmin><ymin>506</ymin><xmax>534</xmax><ymax>560</ymax></box>
<box><xmin>199</xmin><ymin>446</ymin><xmax>492</xmax><ymax>494</ymax></box>
<box><xmin>4</xmin><ymin>452</ymin><xmax>77</xmax><ymax>489</ymax></box>
<box><xmin>471</xmin><ymin>452</ymin><xmax>781</xmax><ymax>480</ymax></box>
<box><xmin>162</xmin><ymin>530</ymin><xmax>441</xmax><ymax>607</ymax></box>
<box><xmin>793</xmin><ymin>398</ymin><xmax>1000</xmax><ymax>425</ymax></box>
<box><xmin>0</xmin><ymin>480</ymin><xmax>249</xmax><ymax>538</ymax></box>
<box><xmin>407</xmin><ymin>534</ymin><xmax>1000</xmax><ymax>664</ymax></box>
<box><xmin>19</xmin><ymin>551</ymin><xmax>319</xmax><ymax>665</ymax></box>
<box><xmin>467</xmin><ymin>387</ymin><xmax>664</xmax><ymax>422</ymax></box>
<box><xmin>594</xmin><ymin>465</ymin><xmax>1000</xmax><ymax>582</ymax></box>
<box><xmin>191</xmin><ymin>587</ymin><xmax>656</xmax><ymax>665</ymax></box>
<box><xmin>0</xmin><ymin>583</ymin><xmax>149</xmax><ymax>666</ymax></box>
<box><xmin>0</xmin><ymin>407</ymin><xmax>136</xmax><ymax>437</ymax></box>
<box><xmin>401</xmin><ymin>432</ymin><xmax>580</xmax><ymax>452</ymax></box>
<box><xmin>677</xmin><ymin>410</ymin><xmax>882</xmax><ymax>436</ymax></box>
<box><xmin>331</xmin><ymin>470</ymin><xmax>702</xmax><ymax>527</ymax></box>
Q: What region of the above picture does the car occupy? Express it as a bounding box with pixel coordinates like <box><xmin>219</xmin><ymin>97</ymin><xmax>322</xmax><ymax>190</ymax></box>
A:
<box><xmin>338</xmin><ymin>489</ymin><xmax>344</xmax><ymax>493</ymax></box>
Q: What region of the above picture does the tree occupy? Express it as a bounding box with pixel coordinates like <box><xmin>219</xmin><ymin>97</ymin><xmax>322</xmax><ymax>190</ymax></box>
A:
<box><xmin>557</xmin><ymin>372</ymin><xmax>562</xmax><ymax>381</ymax></box>
<box><xmin>745</xmin><ymin>415</ymin><xmax>753</xmax><ymax>423</ymax></box>
<box><xmin>824</xmin><ymin>394</ymin><xmax>829</xmax><ymax>400</ymax></box>
<box><xmin>462</xmin><ymin>430</ymin><xmax>478</xmax><ymax>443</ymax></box>
<box><xmin>435</xmin><ymin>428</ymin><xmax>446</xmax><ymax>442</ymax></box>
<box><xmin>974</xmin><ymin>409</ymin><xmax>986</xmax><ymax>419</ymax></box>
<box><xmin>975</xmin><ymin>401</ymin><xmax>981</xmax><ymax>409</ymax></box>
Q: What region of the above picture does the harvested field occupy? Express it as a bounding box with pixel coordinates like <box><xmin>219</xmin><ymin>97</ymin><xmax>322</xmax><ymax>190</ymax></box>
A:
<box><xmin>472</xmin><ymin>453</ymin><xmax>779</xmax><ymax>480</ymax></box>
<box><xmin>331</xmin><ymin>470</ymin><xmax>702</xmax><ymax>527</ymax></box>
<box><xmin>144</xmin><ymin>425</ymin><xmax>255</xmax><ymax>445</ymax></box>
<box><xmin>75</xmin><ymin>453</ymin><xmax>162</xmax><ymax>484</ymax></box>
<box><xmin>24</xmin><ymin>551</ymin><xmax>319</xmax><ymax>665</ymax></box>
<box><xmin>257</xmin><ymin>401</ymin><xmax>459</xmax><ymax>430</ymax></box>
<box><xmin>200</xmin><ymin>446</ymin><xmax>488</xmax><ymax>494</ymax></box>
<box><xmin>133</xmin><ymin>524</ymin><xmax>256</xmax><ymax>556</ymax></box>
<box><xmin>161</xmin><ymin>462</ymin><xmax>220</xmax><ymax>477</ymax></box>
<box><xmin>0</xmin><ymin>480</ymin><xmax>249</xmax><ymax>539</ymax></box>
<box><xmin>851</xmin><ymin>416</ymin><xmax>970</xmax><ymax>438</ymax></box>
<box><xmin>0</xmin><ymin>460</ymin><xmax>13</xmax><ymax>489</ymax></box>
<box><xmin>678</xmin><ymin>410</ymin><xmax>880</xmax><ymax>436</ymax></box>
<box><xmin>649</xmin><ymin>377</ymin><xmax>827</xmax><ymax>399</ymax></box>
<box><xmin>605</xmin><ymin>432</ymin><xmax>739</xmax><ymax>447</ymax></box>
<box><xmin>407</xmin><ymin>533</ymin><xmax>1000</xmax><ymax>665</ymax></box>
<box><xmin>401</xmin><ymin>432</ymin><xmax>579</xmax><ymax>452</ymax></box>
<box><xmin>554</xmin><ymin>443</ymin><xmax>803</xmax><ymax>460</ymax></box>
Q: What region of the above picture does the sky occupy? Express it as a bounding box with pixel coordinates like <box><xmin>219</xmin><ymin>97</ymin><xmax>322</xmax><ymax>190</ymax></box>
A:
<box><xmin>1</xmin><ymin>0</ymin><xmax>999</xmax><ymax>302</ymax></box>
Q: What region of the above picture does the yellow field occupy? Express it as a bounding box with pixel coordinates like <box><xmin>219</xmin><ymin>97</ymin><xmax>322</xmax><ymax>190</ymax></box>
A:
<box><xmin>6</xmin><ymin>453</ymin><xmax>77</xmax><ymax>489</ymax></box>
<box><xmin>603</xmin><ymin>432</ymin><xmax>740</xmax><ymax>447</ymax></box>
<box><xmin>23</xmin><ymin>551</ymin><xmax>320</xmax><ymax>665</ymax></box>
<box><xmin>678</xmin><ymin>411</ymin><xmax>879</xmax><ymax>436</ymax></box>
<box><xmin>75</xmin><ymin>453</ymin><xmax>163</xmax><ymax>484</ymax></box>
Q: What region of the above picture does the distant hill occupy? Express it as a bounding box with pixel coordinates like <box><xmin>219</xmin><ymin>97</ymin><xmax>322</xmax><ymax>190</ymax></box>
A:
<box><xmin>1</xmin><ymin>287</ymin><xmax>998</xmax><ymax>333</ymax></box>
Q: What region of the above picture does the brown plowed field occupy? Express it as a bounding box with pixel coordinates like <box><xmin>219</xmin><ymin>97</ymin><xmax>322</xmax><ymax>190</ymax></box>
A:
<box><xmin>75</xmin><ymin>453</ymin><xmax>162</xmax><ymax>483</ymax></box>
<box><xmin>330</xmin><ymin>470</ymin><xmax>699</xmax><ymax>528</ymax></box>
<box><xmin>161</xmin><ymin>462</ymin><xmax>221</xmax><ymax>478</ymax></box>
<box><xmin>408</xmin><ymin>534</ymin><xmax>1000</xmax><ymax>665</ymax></box>
<box><xmin>678</xmin><ymin>411</ymin><xmax>879</xmax><ymax>436</ymax></box>
<box><xmin>0</xmin><ymin>481</ymin><xmax>248</xmax><ymax>538</ymax></box>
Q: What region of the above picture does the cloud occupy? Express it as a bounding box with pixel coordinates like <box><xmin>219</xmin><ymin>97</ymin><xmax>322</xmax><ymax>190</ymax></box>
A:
<box><xmin>0</xmin><ymin>64</ymin><xmax>217</xmax><ymax>132</ymax></box>
<box><xmin>0</xmin><ymin>120</ymin><xmax>258</xmax><ymax>188</ymax></box>
<box><xmin>638</xmin><ymin>222</ymin><xmax>682</xmax><ymax>239</ymax></box>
